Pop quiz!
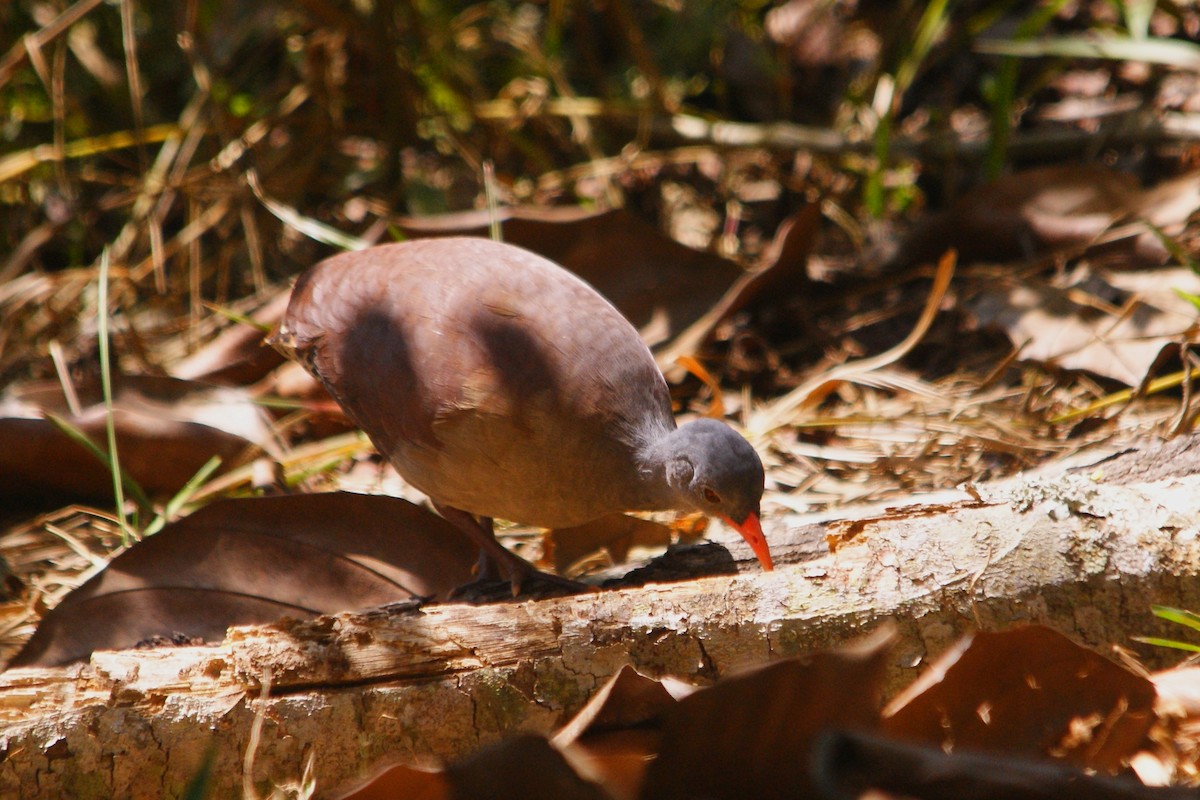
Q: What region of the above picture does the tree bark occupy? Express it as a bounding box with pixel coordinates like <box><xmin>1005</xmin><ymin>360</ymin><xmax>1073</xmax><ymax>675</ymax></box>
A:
<box><xmin>3</xmin><ymin>447</ymin><xmax>1200</xmax><ymax>799</ymax></box>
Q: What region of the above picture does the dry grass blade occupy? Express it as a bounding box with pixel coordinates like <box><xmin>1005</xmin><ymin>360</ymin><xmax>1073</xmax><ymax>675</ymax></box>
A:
<box><xmin>128</xmin><ymin>199</ymin><xmax>230</xmax><ymax>282</ymax></box>
<box><xmin>0</xmin><ymin>506</ymin><xmax>125</xmax><ymax>664</ymax></box>
<box><xmin>750</xmin><ymin>249</ymin><xmax>957</xmax><ymax>436</ymax></box>
<box><xmin>118</xmin><ymin>0</ymin><xmax>145</xmax><ymax>164</ymax></box>
<box><xmin>977</xmin><ymin>34</ymin><xmax>1200</xmax><ymax>70</ymax></box>
<box><xmin>245</xmin><ymin>169</ymin><xmax>369</xmax><ymax>252</ymax></box>
<box><xmin>243</xmin><ymin>667</ymin><xmax>273</xmax><ymax>800</ymax></box>
<box><xmin>1051</xmin><ymin>367</ymin><xmax>1200</xmax><ymax>425</ymax></box>
<box><xmin>0</xmin><ymin>123</ymin><xmax>179</xmax><ymax>183</ymax></box>
<box><xmin>47</xmin><ymin>340</ymin><xmax>82</xmax><ymax>417</ymax></box>
<box><xmin>109</xmin><ymin>90</ymin><xmax>211</xmax><ymax>290</ymax></box>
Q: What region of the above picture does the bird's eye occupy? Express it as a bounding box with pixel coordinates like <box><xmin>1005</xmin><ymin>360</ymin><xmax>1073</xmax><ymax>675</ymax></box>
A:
<box><xmin>702</xmin><ymin>487</ymin><xmax>721</xmax><ymax>505</ymax></box>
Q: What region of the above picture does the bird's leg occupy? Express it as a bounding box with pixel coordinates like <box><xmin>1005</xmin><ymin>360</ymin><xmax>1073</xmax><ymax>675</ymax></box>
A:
<box><xmin>470</xmin><ymin>544</ymin><xmax>499</xmax><ymax>583</ymax></box>
<box><xmin>434</xmin><ymin>503</ymin><xmax>585</xmax><ymax>597</ymax></box>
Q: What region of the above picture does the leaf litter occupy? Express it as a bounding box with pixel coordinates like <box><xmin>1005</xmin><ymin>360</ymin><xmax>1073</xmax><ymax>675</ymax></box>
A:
<box><xmin>4</xmin><ymin>0</ymin><xmax>1200</xmax><ymax>794</ymax></box>
<box><xmin>336</xmin><ymin>626</ymin><xmax>1198</xmax><ymax>799</ymax></box>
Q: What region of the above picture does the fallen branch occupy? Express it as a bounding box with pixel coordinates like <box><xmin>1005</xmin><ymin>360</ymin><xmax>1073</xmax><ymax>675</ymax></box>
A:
<box><xmin>2</xmin><ymin>442</ymin><xmax>1199</xmax><ymax>797</ymax></box>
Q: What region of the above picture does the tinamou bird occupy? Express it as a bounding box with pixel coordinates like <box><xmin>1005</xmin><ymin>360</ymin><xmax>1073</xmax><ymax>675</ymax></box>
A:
<box><xmin>271</xmin><ymin>237</ymin><xmax>773</xmax><ymax>593</ymax></box>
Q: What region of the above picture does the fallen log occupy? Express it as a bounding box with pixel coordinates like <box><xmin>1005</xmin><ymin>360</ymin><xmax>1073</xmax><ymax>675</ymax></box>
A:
<box><xmin>3</xmin><ymin>443</ymin><xmax>1199</xmax><ymax>798</ymax></box>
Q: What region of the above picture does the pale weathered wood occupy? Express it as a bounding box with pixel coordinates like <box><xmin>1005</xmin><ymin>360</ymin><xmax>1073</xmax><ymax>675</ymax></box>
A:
<box><xmin>3</xmin><ymin>463</ymin><xmax>1200</xmax><ymax>798</ymax></box>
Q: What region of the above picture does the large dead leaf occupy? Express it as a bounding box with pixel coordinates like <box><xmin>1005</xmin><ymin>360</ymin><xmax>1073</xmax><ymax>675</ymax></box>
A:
<box><xmin>882</xmin><ymin>625</ymin><xmax>1156</xmax><ymax>773</ymax></box>
<box><xmin>9</xmin><ymin>492</ymin><xmax>476</xmax><ymax>667</ymax></box>
<box><xmin>445</xmin><ymin>735</ymin><xmax>612</xmax><ymax>800</ymax></box>
<box><xmin>968</xmin><ymin>265</ymin><xmax>1200</xmax><ymax>385</ymax></box>
<box><xmin>337</xmin><ymin>763</ymin><xmax>448</xmax><ymax>800</ymax></box>
<box><xmin>0</xmin><ymin>375</ymin><xmax>277</xmax><ymax>509</ymax></box>
<box><xmin>893</xmin><ymin>164</ymin><xmax>1167</xmax><ymax>267</ymax></box>
<box><xmin>637</xmin><ymin>625</ymin><xmax>894</xmax><ymax>799</ymax></box>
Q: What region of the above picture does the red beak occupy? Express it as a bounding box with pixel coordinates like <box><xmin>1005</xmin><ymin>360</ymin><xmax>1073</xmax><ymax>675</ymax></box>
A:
<box><xmin>724</xmin><ymin>512</ymin><xmax>774</xmax><ymax>571</ymax></box>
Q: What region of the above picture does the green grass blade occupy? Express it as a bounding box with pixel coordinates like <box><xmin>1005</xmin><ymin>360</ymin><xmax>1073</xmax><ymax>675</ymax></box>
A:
<box><xmin>866</xmin><ymin>0</ymin><xmax>950</xmax><ymax>218</ymax></box>
<box><xmin>1151</xmin><ymin>605</ymin><xmax>1200</xmax><ymax>633</ymax></box>
<box><xmin>44</xmin><ymin>412</ymin><xmax>154</xmax><ymax>513</ymax></box>
<box><xmin>982</xmin><ymin>0</ymin><xmax>1069</xmax><ymax>177</ymax></box>
<box><xmin>1142</xmin><ymin>220</ymin><xmax>1200</xmax><ymax>273</ymax></box>
<box><xmin>1174</xmin><ymin>289</ymin><xmax>1200</xmax><ymax>313</ymax></box>
<box><xmin>201</xmin><ymin>301</ymin><xmax>274</xmax><ymax>333</ymax></box>
<box><xmin>98</xmin><ymin>248</ymin><xmax>134</xmax><ymax>543</ymax></box>
<box><xmin>1130</xmin><ymin>636</ymin><xmax>1200</xmax><ymax>653</ymax></box>
<box><xmin>141</xmin><ymin>455</ymin><xmax>223</xmax><ymax>537</ymax></box>
<box><xmin>896</xmin><ymin>0</ymin><xmax>953</xmax><ymax>96</ymax></box>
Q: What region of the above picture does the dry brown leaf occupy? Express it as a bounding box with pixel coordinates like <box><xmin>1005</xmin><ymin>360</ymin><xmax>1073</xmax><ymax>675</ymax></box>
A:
<box><xmin>445</xmin><ymin>735</ymin><xmax>612</xmax><ymax>800</ymax></box>
<box><xmin>893</xmin><ymin>165</ymin><xmax>1139</xmax><ymax>267</ymax></box>
<box><xmin>552</xmin><ymin>665</ymin><xmax>677</xmax><ymax>800</ymax></box>
<box><xmin>637</xmin><ymin>625</ymin><xmax>895</xmax><ymax>799</ymax></box>
<box><xmin>554</xmin><ymin>665</ymin><xmax>677</xmax><ymax>748</ymax></box>
<box><xmin>883</xmin><ymin>625</ymin><xmax>1156</xmax><ymax>773</ymax></box>
<box><xmin>336</xmin><ymin>763</ymin><xmax>448</xmax><ymax>800</ymax></box>
<box><xmin>9</xmin><ymin>492</ymin><xmax>476</xmax><ymax>667</ymax></box>
<box><xmin>0</xmin><ymin>375</ymin><xmax>277</xmax><ymax>509</ymax></box>
<box><xmin>561</xmin><ymin>730</ymin><xmax>658</xmax><ymax>800</ymax></box>
<box><xmin>968</xmin><ymin>265</ymin><xmax>1200</xmax><ymax>386</ymax></box>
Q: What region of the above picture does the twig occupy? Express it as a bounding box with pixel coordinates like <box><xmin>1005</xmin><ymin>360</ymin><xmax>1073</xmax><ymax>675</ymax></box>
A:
<box><xmin>474</xmin><ymin>99</ymin><xmax>1200</xmax><ymax>163</ymax></box>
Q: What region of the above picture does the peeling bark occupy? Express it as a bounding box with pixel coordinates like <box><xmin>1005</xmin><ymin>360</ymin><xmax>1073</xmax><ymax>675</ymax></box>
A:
<box><xmin>3</xmin><ymin>464</ymin><xmax>1200</xmax><ymax>798</ymax></box>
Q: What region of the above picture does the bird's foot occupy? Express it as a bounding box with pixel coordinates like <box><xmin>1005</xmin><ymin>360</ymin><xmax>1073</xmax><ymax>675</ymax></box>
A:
<box><xmin>434</xmin><ymin>503</ymin><xmax>592</xmax><ymax>600</ymax></box>
<box><xmin>447</xmin><ymin>551</ymin><xmax>590</xmax><ymax>602</ymax></box>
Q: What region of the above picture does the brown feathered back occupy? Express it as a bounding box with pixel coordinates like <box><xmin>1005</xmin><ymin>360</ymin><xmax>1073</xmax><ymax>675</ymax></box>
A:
<box><xmin>274</xmin><ymin>237</ymin><xmax>677</xmax><ymax>527</ymax></box>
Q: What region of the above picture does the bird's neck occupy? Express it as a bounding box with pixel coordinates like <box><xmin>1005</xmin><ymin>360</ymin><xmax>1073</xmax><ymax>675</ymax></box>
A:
<box><xmin>629</xmin><ymin>420</ymin><xmax>688</xmax><ymax>512</ymax></box>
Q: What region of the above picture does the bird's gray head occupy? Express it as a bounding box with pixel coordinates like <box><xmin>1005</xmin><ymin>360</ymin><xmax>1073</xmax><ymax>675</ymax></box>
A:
<box><xmin>657</xmin><ymin>418</ymin><xmax>772</xmax><ymax>569</ymax></box>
